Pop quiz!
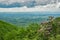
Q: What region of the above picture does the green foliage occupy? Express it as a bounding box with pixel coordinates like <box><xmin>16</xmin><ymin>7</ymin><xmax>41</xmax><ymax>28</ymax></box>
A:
<box><xmin>0</xmin><ymin>20</ymin><xmax>17</xmax><ymax>40</ymax></box>
<box><xmin>0</xmin><ymin>17</ymin><xmax>60</xmax><ymax>40</ymax></box>
<box><xmin>54</xmin><ymin>17</ymin><xmax>60</xmax><ymax>34</ymax></box>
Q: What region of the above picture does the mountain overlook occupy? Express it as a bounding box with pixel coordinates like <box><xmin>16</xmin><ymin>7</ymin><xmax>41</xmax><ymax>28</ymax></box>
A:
<box><xmin>0</xmin><ymin>17</ymin><xmax>60</xmax><ymax>40</ymax></box>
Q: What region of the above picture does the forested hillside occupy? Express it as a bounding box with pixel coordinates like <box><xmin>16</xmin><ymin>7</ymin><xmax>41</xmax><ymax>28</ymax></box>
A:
<box><xmin>0</xmin><ymin>17</ymin><xmax>60</xmax><ymax>40</ymax></box>
<box><xmin>0</xmin><ymin>20</ymin><xmax>17</xmax><ymax>40</ymax></box>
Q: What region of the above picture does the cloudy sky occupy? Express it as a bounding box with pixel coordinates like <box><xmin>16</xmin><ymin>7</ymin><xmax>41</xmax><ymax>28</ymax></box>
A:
<box><xmin>0</xmin><ymin>0</ymin><xmax>60</xmax><ymax>12</ymax></box>
<box><xmin>0</xmin><ymin>0</ymin><xmax>60</xmax><ymax>8</ymax></box>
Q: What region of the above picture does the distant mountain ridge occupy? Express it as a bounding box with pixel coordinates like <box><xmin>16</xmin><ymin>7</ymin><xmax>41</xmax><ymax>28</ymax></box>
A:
<box><xmin>0</xmin><ymin>13</ymin><xmax>60</xmax><ymax>26</ymax></box>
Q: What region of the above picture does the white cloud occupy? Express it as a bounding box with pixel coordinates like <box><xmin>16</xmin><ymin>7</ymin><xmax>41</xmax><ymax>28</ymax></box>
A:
<box><xmin>0</xmin><ymin>0</ymin><xmax>60</xmax><ymax>5</ymax></box>
<box><xmin>0</xmin><ymin>5</ymin><xmax>60</xmax><ymax>12</ymax></box>
<box><xmin>0</xmin><ymin>0</ymin><xmax>60</xmax><ymax>12</ymax></box>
